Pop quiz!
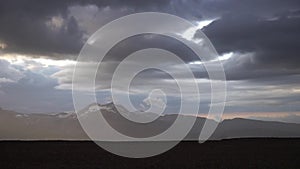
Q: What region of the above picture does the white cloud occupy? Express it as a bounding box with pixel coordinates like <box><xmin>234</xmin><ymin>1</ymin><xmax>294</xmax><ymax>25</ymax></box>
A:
<box><xmin>180</xmin><ymin>19</ymin><xmax>216</xmax><ymax>41</ymax></box>
<box><xmin>0</xmin><ymin>42</ymin><xmax>7</xmax><ymax>50</ymax></box>
<box><xmin>141</xmin><ymin>89</ymin><xmax>166</xmax><ymax>114</ymax></box>
<box><xmin>0</xmin><ymin>54</ymin><xmax>76</xmax><ymax>69</ymax></box>
<box><xmin>45</xmin><ymin>16</ymin><xmax>64</xmax><ymax>31</ymax></box>
<box><xmin>0</xmin><ymin>77</ymin><xmax>14</xmax><ymax>83</ymax></box>
<box><xmin>0</xmin><ymin>59</ymin><xmax>25</xmax><ymax>83</ymax></box>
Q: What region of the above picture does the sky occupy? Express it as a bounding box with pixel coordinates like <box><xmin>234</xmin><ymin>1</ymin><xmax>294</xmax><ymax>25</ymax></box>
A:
<box><xmin>0</xmin><ymin>0</ymin><xmax>300</xmax><ymax>123</ymax></box>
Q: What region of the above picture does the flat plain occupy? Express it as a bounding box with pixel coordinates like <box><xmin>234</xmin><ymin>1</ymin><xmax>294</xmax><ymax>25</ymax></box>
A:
<box><xmin>1</xmin><ymin>138</ymin><xmax>300</xmax><ymax>169</ymax></box>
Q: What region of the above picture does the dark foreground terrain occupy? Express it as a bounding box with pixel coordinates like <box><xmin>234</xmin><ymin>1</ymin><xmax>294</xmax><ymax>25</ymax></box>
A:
<box><xmin>1</xmin><ymin>139</ymin><xmax>300</xmax><ymax>169</ymax></box>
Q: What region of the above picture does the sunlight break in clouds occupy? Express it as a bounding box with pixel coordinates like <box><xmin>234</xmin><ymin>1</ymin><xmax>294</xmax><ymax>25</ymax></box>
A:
<box><xmin>0</xmin><ymin>54</ymin><xmax>76</xmax><ymax>68</ymax></box>
<box><xmin>180</xmin><ymin>18</ymin><xmax>217</xmax><ymax>41</ymax></box>
<box><xmin>0</xmin><ymin>42</ymin><xmax>7</xmax><ymax>49</ymax></box>
<box><xmin>189</xmin><ymin>52</ymin><xmax>233</xmax><ymax>65</ymax></box>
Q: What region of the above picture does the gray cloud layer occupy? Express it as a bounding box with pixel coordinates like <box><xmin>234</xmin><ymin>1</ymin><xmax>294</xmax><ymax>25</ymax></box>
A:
<box><xmin>0</xmin><ymin>0</ymin><xmax>204</xmax><ymax>57</ymax></box>
<box><xmin>0</xmin><ymin>0</ymin><xmax>300</xmax><ymax>115</ymax></box>
<box><xmin>0</xmin><ymin>0</ymin><xmax>87</xmax><ymax>56</ymax></box>
<box><xmin>200</xmin><ymin>12</ymin><xmax>300</xmax><ymax>79</ymax></box>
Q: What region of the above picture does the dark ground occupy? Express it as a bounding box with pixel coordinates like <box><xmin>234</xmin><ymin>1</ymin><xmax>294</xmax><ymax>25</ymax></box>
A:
<box><xmin>1</xmin><ymin>138</ymin><xmax>300</xmax><ymax>169</ymax></box>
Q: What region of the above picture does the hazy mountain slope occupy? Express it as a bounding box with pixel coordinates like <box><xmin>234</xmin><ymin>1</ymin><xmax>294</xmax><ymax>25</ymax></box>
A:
<box><xmin>212</xmin><ymin>118</ymin><xmax>300</xmax><ymax>139</ymax></box>
<box><xmin>0</xmin><ymin>108</ymin><xmax>88</xmax><ymax>140</ymax></box>
<box><xmin>1</xmin><ymin>104</ymin><xmax>300</xmax><ymax>140</ymax></box>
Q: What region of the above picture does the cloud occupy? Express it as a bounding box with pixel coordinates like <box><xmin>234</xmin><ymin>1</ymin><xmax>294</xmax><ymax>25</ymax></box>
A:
<box><xmin>0</xmin><ymin>0</ymin><xmax>86</xmax><ymax>57</ymax></box>
<box><xmin>0</xmin><ymin>0</ymin><xmax>300</xmax><ymax>120</ymax></box>
<box><xmin>199</xmin><ymin>0</ymin><xmax>300</xmax><ymax>17</ymax></box>
<box><xmin>0</xmin><ymin>78</ymin><xmax>14</xmax><ymax>83</ymax></box>
<box><xmin>0</xmin><ymin>0</ymin><xmax>299</xmax><ymax>59</ymax></box>
<box><xmin>0</xmin><ymin>57</ymin><xmax>75</xmax><ymax>113</ymax></box>
<box><xmin>202</xmin><ymin>12</ymin><xmax>300</xmax><ymax>64</ymax></box>
<box><xmin>196</xmin><ymin>10</ymin><xmax>300</xmax><ymax>80</ymax></box>
<box><xmin>0</xmin><ymin>59</ymin><xmax>25</xmax><ymax>83</ymax></box>
<box><xmin>0</xmin><ymin>0</ymin><xmax>206</xmax><ymax>58</ymax></box>
<box><xmin>52</xmin><ymin>33</ymin><xmax>213</xmax><ymax>91</ymax></box>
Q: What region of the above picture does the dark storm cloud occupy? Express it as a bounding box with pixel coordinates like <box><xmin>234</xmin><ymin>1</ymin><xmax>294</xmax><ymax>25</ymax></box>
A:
<box><xmin>200</xmin><ymin>0</ymin><xmax>300</xmax><ymax>16</ymax></box>
<box><xmin>0</xmin><ymin>0</ymin><xmax>205</xmax><ymax>57</ymax></box>
<box><xmin>1</xmin><ymin>0</ymin><xmax>298</xmax><ymax>81</ymax></box>
<box><xmin>0</xmin><ymin>0</ymin><xmax>85</xmax><ymax>56</ymax></box>
<box><xmin>195</xmin><ymin>3</ymin><xmax>300</xmax><ymax>80</ymax></box>
<box><xmin>89</xmin><ymin>0</ymin><xmax>203</xmax><ymax>20</ymax></box>
<box><xmin>0</xmin><ymin>0</ymin><xmax>299</xmax><ymax>59</ymax></box>
<box><xmin>202</xmin><ymin>12</ymin><xmax>300</xmax><ymax>66</ymax></box>
<box><xmin>103</xmin><ymin>34</ymin><xmax>200</xmax><ymax>63</ymax></box>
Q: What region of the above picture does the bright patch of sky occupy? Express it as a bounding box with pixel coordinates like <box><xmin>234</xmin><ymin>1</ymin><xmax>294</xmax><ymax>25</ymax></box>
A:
<box><xmin>180</xmin><ymin>18</ymin><xmax>217</xmax><ymax>41</ymax></box>
<box><xmin>0</xmin><ymin>54</ymin><xmax>76</xmax><ymax>68</ymax></box>
<box><xmin>189</xmin><ymin>52</ymin><xmax>233</xmax><ymax>65</ymax></box>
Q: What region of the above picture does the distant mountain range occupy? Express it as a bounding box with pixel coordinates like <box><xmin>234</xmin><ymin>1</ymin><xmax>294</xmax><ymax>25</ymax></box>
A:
<box><xmin>1</xmin><ymin>103</ymin><xmax>300</xmax><ymax>140</ymax></box>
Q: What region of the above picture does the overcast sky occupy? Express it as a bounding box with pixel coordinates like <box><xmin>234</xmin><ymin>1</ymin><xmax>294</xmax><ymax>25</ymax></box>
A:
<box><xmin>0</xmin><ymin>0</ymin><xmax>300</xmax><ymax>123</ymax></box>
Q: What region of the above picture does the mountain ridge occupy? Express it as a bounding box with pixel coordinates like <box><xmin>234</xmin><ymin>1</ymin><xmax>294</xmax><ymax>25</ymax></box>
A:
<box><xmin>0</xmin><ymin>103</ymin><xmax>300</xmax><ymax>140</ymax></box>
